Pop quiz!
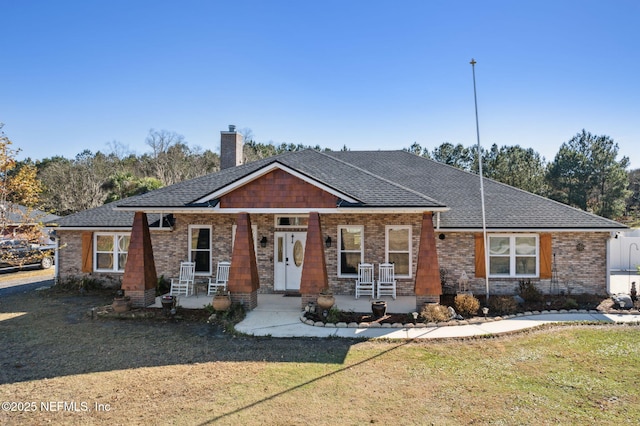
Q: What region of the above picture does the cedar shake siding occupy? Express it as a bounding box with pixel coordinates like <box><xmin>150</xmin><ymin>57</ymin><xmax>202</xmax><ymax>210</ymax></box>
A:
<box><xmin>220</xmin><ymin>169</ymin><xmax>338</xmax><ymax>209</ymax></box>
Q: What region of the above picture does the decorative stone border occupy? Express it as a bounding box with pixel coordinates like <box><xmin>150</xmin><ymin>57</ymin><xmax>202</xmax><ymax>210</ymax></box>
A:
<box><xmin>299</xmin><ymin>309</ymin><xmax>638</xmax><ymax>328</ymax></box>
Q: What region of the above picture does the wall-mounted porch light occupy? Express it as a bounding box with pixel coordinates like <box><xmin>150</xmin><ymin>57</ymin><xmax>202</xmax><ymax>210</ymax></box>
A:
<box><xmin>325</xmin><ymin>236</ymin><xmax>332</xmax><ymax>248</ymax></box>
<box><xmin>260</xmin><ymin>236</ymin><xmax>268</xmax><ymax>248</ymax></box>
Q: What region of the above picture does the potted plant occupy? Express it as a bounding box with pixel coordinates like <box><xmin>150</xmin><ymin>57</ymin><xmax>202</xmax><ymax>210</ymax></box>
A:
<box><xmin>161</xmin><ymin>294</ymin><xmax>176</xmax><ymax>316</ymax></box>
<box><xmin>317</xmin><ymin>287</ymin><xmax>335</xmax><ymax>310</ymax></box>
<box><xmin>112</xmin><ymin>289</ymin><xmax>131</xmax><ymax>313</ymax></box>
<box><xmin>212</xmin><ymin>287</ymin><xmax>231</xmax><ymax>311</ymax></box>
<box><xmin>371</xmin><ymin>300</ymin><xmax>387</xmax><ymax>318</ymax></box>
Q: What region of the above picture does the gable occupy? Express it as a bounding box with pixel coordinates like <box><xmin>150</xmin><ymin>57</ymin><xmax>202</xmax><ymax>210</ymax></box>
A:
<box><xmin>220</xmin><ymin>169</ymin><xmax>339</xmax><ymax>209</ymax></box>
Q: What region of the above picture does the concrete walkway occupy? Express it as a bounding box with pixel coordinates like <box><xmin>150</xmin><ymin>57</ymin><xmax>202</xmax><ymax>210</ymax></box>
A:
<box><xmin>233</xmin><ymin>294</ymin><xmax>640</xmax><ymax>339</ymax></box>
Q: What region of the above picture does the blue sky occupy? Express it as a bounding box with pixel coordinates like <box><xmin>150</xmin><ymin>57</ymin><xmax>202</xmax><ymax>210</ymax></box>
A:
<box><xmin>2</xmin><ymin>0</ymin><xmax>638</xmax><ymax>169</ymax></box>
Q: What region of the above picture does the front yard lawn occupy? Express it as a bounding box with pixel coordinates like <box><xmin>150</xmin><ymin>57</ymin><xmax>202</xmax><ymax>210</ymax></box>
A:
<box><xmin>1</xmin><ymin>287</ymin><xmax>638</xmax><ymax>425</ymax></box>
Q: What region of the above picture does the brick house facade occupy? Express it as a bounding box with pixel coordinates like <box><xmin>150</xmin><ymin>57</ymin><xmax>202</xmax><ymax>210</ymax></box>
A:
<box><xmin>50</xmin><ymin>127</ymin><xmax>626</xmax><ymax>309</ymax></box>
<box><xmin>55</xmin><ymin>217</ymin><xmax>613</xmax><ymax>301</ymax></box>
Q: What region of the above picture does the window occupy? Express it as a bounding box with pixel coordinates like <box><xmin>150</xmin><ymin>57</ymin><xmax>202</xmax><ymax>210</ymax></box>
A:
<box><xmin>386</xmin><ymin>225</ymin><xmax>411</xmax><ymax>277</ymax></box>
<box><xmin>94</xmin><ymin>233</ymin><xmax>130</xmax><ymax>272</ymax></box>
<box><xmin>189</xmin><ymin>225</ymin><xmax>212</xmax><ymax>275</ymax></box>
<box><xmin>275</xmin><ymin>215</ymin><xmax>308</xmax><ymax>228</ymax></box>
<box><xmin>488</xmin><ymin>234</ymin><xmax>538</xmax><ymax>277</ymax></box>
<box><xmin>338</xmin><ymin>225</ymin><xmax>363</xmax><ymax>277</ymax></box>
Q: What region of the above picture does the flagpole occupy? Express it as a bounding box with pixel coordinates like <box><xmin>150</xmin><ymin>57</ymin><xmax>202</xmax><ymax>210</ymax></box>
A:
<box><xmin>470</xmin><ymin>58</ymin><xmax>490</xmax><ymax>301</ymax></box>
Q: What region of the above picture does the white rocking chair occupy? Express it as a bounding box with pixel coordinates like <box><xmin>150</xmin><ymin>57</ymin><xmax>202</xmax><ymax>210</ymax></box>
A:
<box><xmin>377</xmin><ymin>262</ymin><xmax>397</xmax><ymax>299</ymax></box>
<box><xmin>355</xmin><ymin>263</ymin><xmax>375</xmax><ymax>299</ymax></box>
<box><xmin>170</xmin><ymin>261</ymin><xmax>196</xmax><ymax>297</ymax></box>
<box><xmin>208</xmin><ymin>261</ymin><xmax>231</xmax><ymax>296</ymax></box>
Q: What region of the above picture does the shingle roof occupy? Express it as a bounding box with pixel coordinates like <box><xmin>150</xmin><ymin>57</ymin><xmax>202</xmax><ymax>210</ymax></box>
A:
<box><xmin>49</xmin><ymin>201</ymin><xmax>167</xmax><ymax>228</ymax></box>
<box><xmin>325</xmin><ymin>150</ymin><xmax>626</xmax><ymax>230</ymax></box>
<box><xmin>3</xmin><ymin>204</ymin><xmax>59</xmax><ymax>225</ymax></box>
<box><xmin>52</xmin><ymin>149</ymin><xmax>626</xmax><ymax>230</ymax></box>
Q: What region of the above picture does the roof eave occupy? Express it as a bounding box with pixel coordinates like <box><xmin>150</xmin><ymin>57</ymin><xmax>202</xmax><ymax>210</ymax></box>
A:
<box><xmin>112</xmin><ymin>206</ymin><xmax>451</xmax><ymax>214</ymax></box>
<box><xmin>437</xmin><ymin>227</ymin><xmax>628</xmax><ymax>232</ymax></box>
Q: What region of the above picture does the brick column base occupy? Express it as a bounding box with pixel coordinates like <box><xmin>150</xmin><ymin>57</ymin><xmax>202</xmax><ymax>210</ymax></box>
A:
<box><xmin>416</xmin><ymin>295</ymin><xmax>440</xmax><ymax>312</ymax></box>
<box><xmin>127</xmin><ymin>288</ymin><xmax>156</xmax><ymax>308</ymax></box>
<box><xmin>301</xmin><ymin>294</ymin><xmax>316</xmax><ymax>310</ymax></box>
<box><xmin>231</xmin><ymin>291</ymin><xmax>258</xmax><ymax>311</ymax></box>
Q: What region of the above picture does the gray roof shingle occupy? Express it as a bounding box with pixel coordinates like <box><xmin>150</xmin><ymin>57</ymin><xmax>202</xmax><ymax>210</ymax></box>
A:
<box><xmin>52</xmin><ymin>149</ymin><xmax>626</xmax><ymax>231</ymax></box>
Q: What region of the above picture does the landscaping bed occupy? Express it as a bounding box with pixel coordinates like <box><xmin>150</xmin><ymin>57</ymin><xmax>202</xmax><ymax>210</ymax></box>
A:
<box><xmin>303</xmin><ymin>292</ymin><xmax>639</xmax><ymax>328</ymax></box>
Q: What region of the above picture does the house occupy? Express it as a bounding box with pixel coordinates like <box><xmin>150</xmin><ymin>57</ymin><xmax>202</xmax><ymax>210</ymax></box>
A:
<box><xmin>49</xmin><ymin>126</ymin><xmax>627</xmax><ymax>309</ymax></box>
<box><xmin>1</xmin><ymin>203</ymin><xmax>59</xmax><ymax>244</ymax></box>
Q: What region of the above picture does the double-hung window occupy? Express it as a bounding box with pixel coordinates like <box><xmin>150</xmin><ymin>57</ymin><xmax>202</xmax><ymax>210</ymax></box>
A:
<box><xmin>189</xmin><ymin>225</ymin><xmax>212</xmax><ymax>275</ymax></box>
<box><xmin>386</xmin><ymin>225</ymin><xmax>411</xmax><ymax>277</ymax></box>
<box><xmin>338</xmin><ymin>225</ymin><xmax>364</xmax><ymax>277</ymax></box>
<box><xmin>488</xmin><ymin>234</ymin><xmax>538</xmax><ymax>277</ymax></box>
<box><xmin>94</xmin><ymin>233</ymin><xmax>130</xmax><ymax>272</ymax></box>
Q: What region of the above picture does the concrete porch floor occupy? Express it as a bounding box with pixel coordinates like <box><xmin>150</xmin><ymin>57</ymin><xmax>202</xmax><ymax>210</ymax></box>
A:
<box><xmin>150</xmin><ymin>292</ymin><xmax>418</xmax><ymax>313</ymax></box>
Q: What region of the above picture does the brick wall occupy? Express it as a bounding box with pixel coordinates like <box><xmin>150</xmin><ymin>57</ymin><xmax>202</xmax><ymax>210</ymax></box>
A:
<box><xmin>319</xmin><ymin>213</ymin><xmax>423</xmax><ymax>296</ymax></box>
<box><xmin>435</xmin><ymin>231</ymin><xmax>610</xmax><ymax>296</ymax></box>
<box><xmin>55</xmin><ymin>216</ymin><xmax>611</xmax><ymax>296</ymax></box>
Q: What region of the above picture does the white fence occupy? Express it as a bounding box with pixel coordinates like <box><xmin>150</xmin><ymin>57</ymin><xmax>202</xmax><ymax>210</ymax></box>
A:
<box><xmin>608</xmin><ymin>229</ymin><xmax>640</xmax><ymax>294</ymax></box>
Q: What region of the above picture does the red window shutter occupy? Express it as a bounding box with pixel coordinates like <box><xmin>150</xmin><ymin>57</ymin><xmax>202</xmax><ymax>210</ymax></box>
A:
<box><xmin>475</xmin><ymin>233</ymin><xmax>486</xmax><ymax>278</ymax></box>
<box><xmin>539</xmin><ymin>233</ymin><xmax>552</xmax><ymax>279</ymax></box>
<box><xmin>81</xmin><ymin>232</ymin><xmax>93</xmax><ymax>273</ymax></box>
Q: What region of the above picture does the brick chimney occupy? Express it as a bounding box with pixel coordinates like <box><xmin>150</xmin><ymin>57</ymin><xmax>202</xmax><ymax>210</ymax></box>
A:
<box><xmin>220</xmin><ymin>125</ymin><xmax>244</xmax><ymax>170</ymax></box>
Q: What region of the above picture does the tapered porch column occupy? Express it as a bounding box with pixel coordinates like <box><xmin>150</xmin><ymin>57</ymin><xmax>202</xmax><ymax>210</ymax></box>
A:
<box><xmin>300</xmin><ymin>212</ymin><xmax>328</xmax><ymax>309</ymax></box>
<box><xmin>415</xmin><ymin>212</ymin><xmax>441</xmax><ymax>310</ymax></box>
<box><xmin>228</xmin><ymin>212</ymin><xmax>260</xmax><ymax>310</ymax></box>
<box><xmin>122</xmin><ymin>211</ymin><xmax>158</xmax><ymax>307</ymax></box>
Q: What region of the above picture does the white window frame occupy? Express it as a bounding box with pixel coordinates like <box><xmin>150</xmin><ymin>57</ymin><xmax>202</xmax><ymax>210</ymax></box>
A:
<box><xmin>488</xmin><ymin>233</ymin><xmax>539</xmax><ymax>278</ymax></box>
<box><xmin>189</xmin><ymin>225</ymin><xmax>212</xmax><ymax>276</ymax></box>
<box><xmin>385</xmin><ymin>225</ymin><xmax>412</xmax><ymax>278</ymax></box>
<box><xmin>94</xmin><ymin>232</ymin><xmax>130</xmax><ymax>273</ymax></box>
<box><xmin>338</xmin><ymin>225</ymin><xmax>364</xmax><ymax>278</ymax></box>
<box><xmin>274</xmin><ymin>215</ymin><xmax>308</xmax><ymax>229</ymax></box>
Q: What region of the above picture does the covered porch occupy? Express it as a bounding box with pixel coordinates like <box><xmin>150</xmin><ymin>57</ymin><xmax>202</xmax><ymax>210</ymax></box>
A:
<box><xmin>123</xmin><ymin>210</ymin><xmax>442</xmax><ymax>312</ymax></box>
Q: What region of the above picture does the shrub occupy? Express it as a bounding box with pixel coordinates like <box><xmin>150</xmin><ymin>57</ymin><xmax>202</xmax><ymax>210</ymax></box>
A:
<box><xmin>563</xmin><ymin>297</ymin><xmax>579</xmax><ymax>310</ymax></box>
<box><xmin>488</xmin><ymin>296</ymin><xmax>518</xmax><ymax>316</ymax></box>
<box><xmin>156</xmin><ymin>275</ymin><xmax>171</xmax><ymax>296</ymax></box>
<box><xmin>454</xmin><ymin>293</ymin><xmax>480</xmax><ymax>318</ymax></box>
<box><xmin>518</xmin><ymin>279</ymin><xmax>543</xmax><ymax>303</ymax></box>
<box><xmin>325</xmin><ymin>306</ymin><xmax>342</xmax><ymax>323</ymax></box>
<box><xmin>55</xmin><ymin>275</ymin><xmax>104</xmax><ymax>292</ymax></box>
<box><xmin>421</xmin><ymin>304</ymin><xmax>451</xmax><ymax>323</ymax></box>
<box><xmin>207</xmin><ymin>303</ymin><xmax>246</xmax><ymax>334</ymax></box>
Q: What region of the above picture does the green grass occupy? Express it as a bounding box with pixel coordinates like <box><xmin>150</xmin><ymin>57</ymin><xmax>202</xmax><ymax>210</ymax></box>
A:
<box><xmin>198</xmin><ymin>327</ymin><xmax>640</xmax><ymax>425</ymax></box>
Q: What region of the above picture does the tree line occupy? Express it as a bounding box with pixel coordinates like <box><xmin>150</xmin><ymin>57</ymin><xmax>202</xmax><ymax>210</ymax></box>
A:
<box><xmin>407</xmin><ymin>129</ymin><xmax>634</xmax><ymax>221</ymax></box>
<box><xmin>4</xmin><ymin>126</ymin><xmax>639</xmax><ymax>225</ymax></box>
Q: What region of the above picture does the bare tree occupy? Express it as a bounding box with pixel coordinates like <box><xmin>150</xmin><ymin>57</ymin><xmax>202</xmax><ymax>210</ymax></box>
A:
<box><xmin>144</xmin><ymin>129</ymin><xmax>189</xmax><ymax>186</ymax></box>
<box><xmin>39</xmin><ymin>150</ymin><xmax>116</xmax><ymax>215</ymax></box>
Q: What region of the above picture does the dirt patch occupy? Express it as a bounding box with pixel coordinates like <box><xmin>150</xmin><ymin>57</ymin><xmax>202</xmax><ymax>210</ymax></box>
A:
<box><xmin>0</xmin><ymin>287</ymin><xmax>357</xmax><ymax>386</ymax></box>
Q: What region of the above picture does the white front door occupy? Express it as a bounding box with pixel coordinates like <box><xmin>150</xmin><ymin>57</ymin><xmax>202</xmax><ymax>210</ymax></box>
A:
<box><xmin>274</xmin><ymin>232</ymin><xmax>306</xmax><ymax>291</ymax></box>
